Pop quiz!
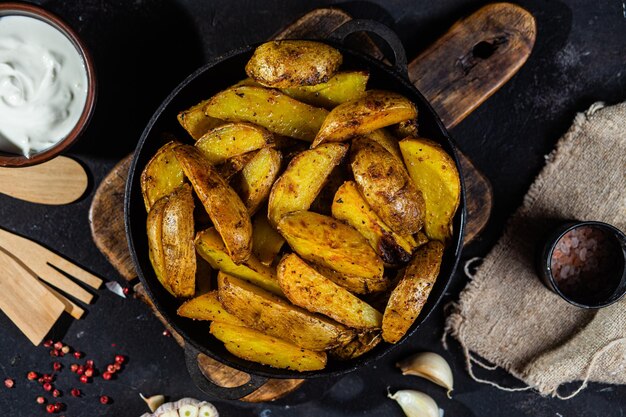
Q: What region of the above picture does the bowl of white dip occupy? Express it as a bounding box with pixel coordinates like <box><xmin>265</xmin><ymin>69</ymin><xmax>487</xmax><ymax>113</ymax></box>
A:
<box><xmin>0</xmin><ymin>2</ymin><xmax>96</xmax><ymax>167</ymax></box>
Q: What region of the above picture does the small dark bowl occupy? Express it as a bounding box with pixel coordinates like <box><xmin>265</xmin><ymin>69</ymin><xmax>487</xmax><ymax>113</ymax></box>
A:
<box><xmin>0</xmin><ymin>2</ymin><xmax>97</xmax><ymax>167</ymax></box>
<box><xmin>537</xmin><ymin>221</ymin><xmax>626</xmax><ymax>308</ymax></box>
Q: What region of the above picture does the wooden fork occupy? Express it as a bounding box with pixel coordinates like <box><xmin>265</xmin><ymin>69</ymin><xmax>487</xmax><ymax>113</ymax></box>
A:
<box><xmin>0</xmin><ymin>228</ymin><xmax>103</xmax><ymax>307</ymax></box>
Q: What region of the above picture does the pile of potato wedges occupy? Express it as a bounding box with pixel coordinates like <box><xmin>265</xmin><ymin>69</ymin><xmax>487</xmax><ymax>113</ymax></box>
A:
<box><xmin>142</xmin><ymin>40</ymin><xmax>461</xmax><ymax>372</ymax></box>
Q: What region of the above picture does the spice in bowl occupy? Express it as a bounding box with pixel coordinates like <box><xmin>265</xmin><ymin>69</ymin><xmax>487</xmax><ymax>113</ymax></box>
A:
<box><xmin>539</xmin><ymin>221</ymin><xmax>626</xmax><ymax>308</ymax></box>
<box><xmin>550</xmin><ymin>226</ymin><xmax>620</xmax><ymax>302</ymax></box>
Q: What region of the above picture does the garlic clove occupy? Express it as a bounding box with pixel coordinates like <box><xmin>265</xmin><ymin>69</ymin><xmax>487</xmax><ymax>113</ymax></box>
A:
<box><xmin>397</xmin><ymin>352</ymin><xmax>453</xmax><ymax>396</ymax></box>
<box><xmin>178</xmin><ymin>405</ymin><xmax>199</xmax><ymax>417</ymax></box>
<box><xmin>388</xmin><ymin>390</ymin><xmax>439</xmax><ymax>417</ymax></box>
<box><xmin>140</xmin><ymin>393</ymin><xmax>166</xmax><ymax>413</ymax></box>
<box><xmin>160</xmin><ymin>411</ymin><xmax>180</xmax><ymax>417</ymax></box>
<box><xmin>198</xmin><ymin>404</ymin><xmax>219</xmax><ymax>417</ymax></box>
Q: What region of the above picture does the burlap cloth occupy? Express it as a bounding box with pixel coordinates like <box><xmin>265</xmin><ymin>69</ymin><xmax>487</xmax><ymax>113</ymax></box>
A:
<box><xmin>445</xmin><ymin>101</ymin><xmax>626</xmax><ymax>398</ymax></box>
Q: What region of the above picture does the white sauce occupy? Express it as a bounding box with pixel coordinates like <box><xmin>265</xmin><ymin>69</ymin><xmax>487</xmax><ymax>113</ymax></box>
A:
<box><xmin>0</xmin><ymin>15</ymin><xmax>88</xmax><ymax>156</ymax></box>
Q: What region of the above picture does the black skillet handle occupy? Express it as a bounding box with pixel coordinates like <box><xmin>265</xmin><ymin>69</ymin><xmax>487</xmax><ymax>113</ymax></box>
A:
<box><xmin>184</xmin><ymin>344</ymin><xmax>268</xmax><ymax>400</ymax></box>
<box><xmin>328</xmin><ymin>19</ymin><xmax>409</xmax><ymax>80</ymax></box>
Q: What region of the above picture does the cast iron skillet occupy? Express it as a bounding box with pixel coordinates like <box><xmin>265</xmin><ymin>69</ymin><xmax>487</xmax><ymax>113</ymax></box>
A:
<box><xmin>125</xmin><ymin>20</ymin><xmax>466</xmax><ymax>399</ymax></box>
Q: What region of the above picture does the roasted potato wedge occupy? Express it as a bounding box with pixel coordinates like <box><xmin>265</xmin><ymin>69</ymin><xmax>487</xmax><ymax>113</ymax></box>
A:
<box><xmin>332</xmin><ymin>181</ymin><xmax>413</xmax><ymax>264</ymax></box>
<box><xmin>351</xmin><ymin>137</ymin><xmax>425</xmax><ymax>236</ymax></box>
<box><xmin>313</xmin><ymin>90</ymin><xmax>417</xmax><ymax>146</ymax></box>
<box><xmin>238</xmin><ymin>147</ymin><xmax>282</xmax><ymax>214</ymax></box>
<box><xmin>311</xmin><ymin>264</ymin><xmax>388</xmax><ymax>294</ymax></box>
<box><xmin>177</xmin><ymin>99</ymin><xmax>223</xmax><ymax>140</ymax></box>
<box><xmin>177</xmin><ymin>291</ymin><xmax>245</xmax><ymax>326</ymax></box>
<box><xmin>246</xmin><ymin>40</ymin><xmax>342</xmax><ymax>88</ymax></box>
<box><xmin>174</xmin><ymin>145</ymin><xmax>252</xmax><ymax>263</ymax></box>
<box><xmin>215</xmin><ymin>151</ymin><xmax>258</xmax><ymax>182</ymax></box>
<box><xmin>391</xmin><ymin>118</ymin><xmax>419</xmax><ymax>138</ymax></box>
<box><xmin>252</xmin><ymin>213</ymin><xmax>285</xmax><ymax>266</ymax></box>
<box><xmin>204</xmin><ymin>86</ymin><xmax>328</xmax><ymax>141</ymax></box>
<box><xmin>218</xmin><ymin>273</ymin><xmax>353</xmax><ymax>351</ymax></box>
<box><xmin>281</xmin><ymin>71</ymin><xmax>369</xmax><ymax>108</ymax></box>
<box><xmin>160</xmin><ymin>184</ymin><xmax>196</xmax><ymax>298</ymax></box>
<box><xmin>210</xmin><ymin>322</ymin><xmax>327</xmax><ymax>371</ymax></box>
<box><xmin>146</xmin><ymin>194</ymin><xmax>172</xmax><ymax>295</ymax></box>
<box><xmin>195</xmin><ymin>228</ymin><xmax>282</xmax><ymax>296</ymax></box>
<box><xmin>330</xmin><ymin>331</ymin><xmax>382</xmax><ymax>360</ymax></box>
<box><xmin>195</xmin><ymin>122</ymin><xmax>273</xmax><ymax>165</ymax></box>
<box><xmin>141</xmin><ymin>141</ymin><xmax>185</xmax><ymax>211</ymax></box>
<box><xmin>400</xmin><ymin>138</ymin><xmax>461</xmax><ymax>242</ymax></box>
<box><xmin>268</xmin><ymin>143</ymin><xmax>347</xmax><ymax>226</ymax></box>
<box><xmin>382</xmin><ymin>241</ymin><xmax>444</xmax><ymax>343</ymax></box>
<box><xmin>277</xmin><ymin>211</ymin><xmax>384</xmax><ymax>282</ymax></box>
<box><xmin>278</xmin><ymin>254</ymin><xmax>383</xmax><ymax>329</ymax></box>
<box><xmin>366</xmin><ymin>129</ymin><xmax>401</xmax><ymax>160</ymax></box>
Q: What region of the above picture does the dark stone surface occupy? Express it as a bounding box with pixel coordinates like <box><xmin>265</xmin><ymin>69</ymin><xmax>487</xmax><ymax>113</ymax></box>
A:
<box><xmin>0</xmin><ymin>0</ymin><xmax>625</xmax><ymax>416</ymax></box>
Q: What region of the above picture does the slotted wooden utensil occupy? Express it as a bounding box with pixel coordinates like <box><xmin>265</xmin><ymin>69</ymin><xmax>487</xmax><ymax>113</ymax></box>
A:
<box><xmin>0</xmin><ymin>248</ymin><xmax>66</xmax><ymax>345</ymax></box>
<box><xmin>0</xmin><ymin>156</ymin><xmax>88</xmax><ymax>205</ymax></box>
<box><xmin>0</xmin><ymin>228</ymin><xmax>103</xmax><ymax>304</ymax></box>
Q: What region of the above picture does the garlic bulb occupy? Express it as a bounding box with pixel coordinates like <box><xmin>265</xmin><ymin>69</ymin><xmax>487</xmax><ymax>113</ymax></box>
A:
<box><xmin>140</xmin><ymin>397</ymin><xmax>219</xmax><ymax>417</ymax></box>
<box><xmin>397</xmin><ymin>352</ymin><xmax>453</xmax><ymax>397</ymax></box>
<box><xmin>140</xmin><ymin>394</ymin><xmax>166</xmax><ymax>412</ymax></box>
<box><xmin>388</xmin><ymin>390</ymin><xmax>439</xmax><ymax>417</ymax></box>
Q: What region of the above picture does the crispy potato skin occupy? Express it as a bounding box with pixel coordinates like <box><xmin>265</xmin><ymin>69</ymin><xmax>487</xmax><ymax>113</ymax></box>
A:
<box><xmin>177</xmin><ymin>99</ymin><xmax>223</xmax><ymax>140</ymax></box>
<box><xmin>277</xmin><ymin>211</ymin><xmax>384</xmax><ymax>282</ymax></box>
<box><xmin>246</xmin><ymin>40</ymin><xmax>342</xmax><ymax>88</ymax></box>
<box><xmin>195</xmin><ymin>228</ymin><xmax>282</xmax><ymax>296</ymax></box>
<box><xmin>238</xmin><ymin>147</ymin><xmax>282</xmax><ymax>214</ymax></box>
<box><xmin>311</xmin><ymin>264</ymin><xmax>388</xmax><ymax>294</ymax></box>
<box><xmin>174</xmin><ymin>145</ymin><xmax>252</xmax><ymax>263</ymax></box>
<box><xmin>210</xmin><ymin>322</ymin><xmax>327</xmax><ymax>371</ymax></box>
<box><xmin>400</xmin><ymin>138</ymin><xmax>461</xmax><ymax>242</ymax></box>
<box><xmin>351</xmin><ymin>137</ymin><xmax>425</xmax><ymax>236</ymax></box>
<box><xmin>146</xmin><ymin>194</ymin><xmax>172</xmax><ymax>295</ymax></box>
<box><xmin>268</xmin><ymin>143</ymin><xmax>347</xmax><ymax>226</ymax></box>
<box><xmin>215</xmin><ymin>151</ymin><xmax>258</xmax><ymax>182</ymax></box>
<box><xmin>366</xmin><ymin>129</ymin><xmax>402</xmax><ymax>160</ymax></box>
<box><xmin>140</xmin><ymin>141</ymin><xmax>185</xmax><ymax>211</ymax></box>
<box><xmin>332</xmin><ymin>181</ymin><xmax>414</xmax><ymax>265</ymax></box>
<box><xmin>278</xmin><ymin>254</ymin><xmax>383</xmax><ymax>329</ymax></box>
<box><xmin>252</xmin><ymin>213</ymin><xmax>285</xmax><ymax>266</ymax></box>
<box><xmin>204</xmin><ymin>86</ymin><xmax>328</xmax><ymax>141</ymax></box>
<box><xmin>177</xmin><ymin>291</ymin><xmax>245</xmax><ymax>326</ymax></box>
<box><xmin>218</xmin><ymin>273</ymin><xmax>353</xmax><ymax>351</ymax></box>
<box><xmin>382</xmin><ymin>241</ymin><xmax>444</xmax><ymax>343</ymax></box>
<box><xmin>330</xmin><ymin>330</ymin><xmax>382</xmax><ymax>360</ymax></box>
<box><xmin>313</xmin><ymin>90</ymin><xmax>417</xmax><ymax>146</ymax></box>
<box><xmin>281</xmin><ymin>71</ymin><xmax>368</xmax><ymax>108</ymax></box>
<box><xmin>195</xmin><ymin>122</ymin><xmax>273</xmax><ymax>165</ymax></box>
<box><xmin>160</xmin><ymin>184</ymin><xmax>196</xmax><ymax>298</ymax></box>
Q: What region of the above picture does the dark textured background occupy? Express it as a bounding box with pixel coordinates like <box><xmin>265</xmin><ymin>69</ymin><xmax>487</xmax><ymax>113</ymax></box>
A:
<box><xmin>1</xmin><ymin>0</ymin><xmax>625</xmax><ymax>416</ymax></box>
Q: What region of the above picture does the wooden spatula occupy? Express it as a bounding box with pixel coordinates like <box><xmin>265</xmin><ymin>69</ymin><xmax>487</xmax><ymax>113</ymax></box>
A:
<box><xmin>0</xmin><ymin>156</ymin><xmax>88</xmax><ymax>205</ymax></box>
<box><xmin>0</xmin><ymin>249</ymin><xmax>65</xmax><ymax>345</ymax></box>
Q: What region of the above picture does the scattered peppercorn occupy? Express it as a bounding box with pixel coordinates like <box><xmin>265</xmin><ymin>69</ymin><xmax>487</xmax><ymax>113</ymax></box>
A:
<box><xmin>36</xmin><ymin>396</ymin><xmax>46</xmax><ymax>404</ymax></box>
<box><xmin>70</xmin><ymin>388</ymin><xmax>81</xmax><ymax>397</ymax></box>
<box><xmin>27</xmin><ymin>371</ymin><xmax>38</xmax><ymax>381</ymax></box>
<box><xmin>99</xmin><ymin>395</ymin><xmax>111</xmax><ymax>404</ymax></box>
<box><xmin>4</xmin><ymin>378</ymin><xmax>14</xmax><ymax>388</ymax></box>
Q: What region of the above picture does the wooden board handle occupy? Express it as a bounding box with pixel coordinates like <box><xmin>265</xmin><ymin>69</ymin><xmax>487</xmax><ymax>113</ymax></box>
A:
<box><xmin>409</xmin><ymin>2</ymin><xmax>536</xmax><ymax>129</ymax></box>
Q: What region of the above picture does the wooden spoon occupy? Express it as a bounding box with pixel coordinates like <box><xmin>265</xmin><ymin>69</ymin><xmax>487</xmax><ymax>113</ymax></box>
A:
<box><xmin>0</xmin><ymin>156</ymin><xmax>88</xmax><ymax>205</ymax></box>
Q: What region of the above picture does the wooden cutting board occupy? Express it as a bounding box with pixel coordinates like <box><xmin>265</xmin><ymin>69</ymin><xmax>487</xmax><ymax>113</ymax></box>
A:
<box><xmin>89</xmin><ymin>3</ymin><xmax>535</xmax><ymax>401</ymax></box>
